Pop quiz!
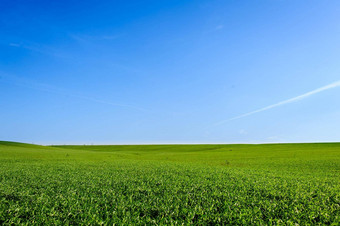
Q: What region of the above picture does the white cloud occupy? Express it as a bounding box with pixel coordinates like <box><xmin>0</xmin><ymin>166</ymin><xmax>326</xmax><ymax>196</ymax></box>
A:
<box><xmin>70</xmin><ymin>33</ymin><xmax>123</xmax><ymax>43</ymax></box>
<box><xmin>239</xmin><ymin>129</ymin><xmax>248</xmax><ymax>135</ymax></box>
<box><xmin>0</xmin><ymin>72</ymin><xmax>149</xmax><ymax>113</ymax></box>
<box><xmin>9</xmin><ymin>43</ymin><xmax>21</xmax><ymax>47</ymax></box>
<box><xmin>215</xmin><ymin>25</ymin><xmax>224</xmax><ymax>30</ymax></box>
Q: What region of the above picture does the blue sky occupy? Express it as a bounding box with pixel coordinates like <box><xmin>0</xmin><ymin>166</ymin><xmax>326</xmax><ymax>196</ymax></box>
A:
<box><xmin>1</xmin><ymin>0</ymin><xmax>340</xmax><ymax>144</ymax></box>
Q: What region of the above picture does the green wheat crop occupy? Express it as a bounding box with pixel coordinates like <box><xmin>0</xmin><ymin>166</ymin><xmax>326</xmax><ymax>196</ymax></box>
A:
<box><xmin>0</xmin><ymin>141</ymin><xmax>339</xmax><ymax>224</ymax></box>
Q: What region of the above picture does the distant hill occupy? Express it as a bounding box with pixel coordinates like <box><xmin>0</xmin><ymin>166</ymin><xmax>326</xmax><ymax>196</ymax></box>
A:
<box><xmin>0</xmin><ymin>141</ymin><xmax>47</xmax><ymax>149</ymax></box>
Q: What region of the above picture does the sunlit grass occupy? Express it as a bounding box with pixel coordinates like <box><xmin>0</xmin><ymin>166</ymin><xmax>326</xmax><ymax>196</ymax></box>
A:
<box><xmin>0</xmin><ymin>141</ymin><xmax>339</xmax><ymax>224</ymax></box>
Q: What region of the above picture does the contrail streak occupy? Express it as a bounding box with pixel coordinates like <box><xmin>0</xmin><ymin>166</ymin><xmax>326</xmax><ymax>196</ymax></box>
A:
<box><xmin>214</xmin><ymin>80</ymin><xmax>340</xmax><ymax>126</ymax></box>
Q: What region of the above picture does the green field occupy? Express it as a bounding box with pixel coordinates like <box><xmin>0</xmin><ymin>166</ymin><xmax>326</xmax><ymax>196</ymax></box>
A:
<box><xmin>0</xmin><ymin>141</ymin><xmax>339</xmax><ymax>225</ymax></box>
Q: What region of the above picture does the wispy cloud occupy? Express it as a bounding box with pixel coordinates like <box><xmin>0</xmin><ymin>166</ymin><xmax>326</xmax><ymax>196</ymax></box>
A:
<box><xmin>0</xmin><ymin>73</ymin><xmax>149</xmax><ymax>113</ymax></box>
<box><xmin>8</xmin><ymin>41</ymin><xmax>70</xmax><ymax>59</ymax></box>
<box><xmin>215</xmin><ymin>25</ymin><xmax>224</xmax><ymax>30</ymax></box>
<box><xmin>214</xmin><ymin>80</ymin><xmax>340</xmax><ymax>126</ymax></box>
<box><xmin>239</xmin><ymin>129</ymin><xmax>248</xmax><ymax>135</ymax></box>
<box><xmin>9</xmin><ymin>43</ymin><xmax>21</xmax><ymax>47</ymax></box>
<box><xmin>70</xmin><ymin>33</ymin><xmax>123</xmax><ymax>43</ymax></box>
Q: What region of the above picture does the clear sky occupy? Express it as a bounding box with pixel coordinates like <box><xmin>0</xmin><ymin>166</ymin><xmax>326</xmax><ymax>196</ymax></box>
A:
<box><xmin>1</xmin><ymin>0</ymin><xmax>340</xmax><ymax>144</ymax></box>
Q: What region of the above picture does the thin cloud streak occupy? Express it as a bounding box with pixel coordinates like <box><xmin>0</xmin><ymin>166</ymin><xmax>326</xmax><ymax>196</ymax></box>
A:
<box><xmin>8</xmin><ymin>41</ymin><xmax>69</xmax><ymax>58</ymax></box>
<box><xmin>0</xmin><ymin>73</ymin><xmax>149</xmax><ymax>113</ymax></box>
<box><xmin>215</xmin><ymin>80</ymin><xmax>340</xmax><ymax>126</ymax></box>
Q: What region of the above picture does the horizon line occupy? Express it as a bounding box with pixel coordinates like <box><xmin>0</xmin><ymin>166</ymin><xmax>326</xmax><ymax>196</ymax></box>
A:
<box><xmin>2</xmin><ymin>140</ymin><xmax>340</xmax><ymax>146</ymax></box>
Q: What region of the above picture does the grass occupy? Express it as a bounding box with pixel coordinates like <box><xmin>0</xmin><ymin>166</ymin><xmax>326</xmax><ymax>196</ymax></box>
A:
<box><xmin>0</xmin><ymin>141</ymin><xmax>339</xmax><ymax>224</ymax></box>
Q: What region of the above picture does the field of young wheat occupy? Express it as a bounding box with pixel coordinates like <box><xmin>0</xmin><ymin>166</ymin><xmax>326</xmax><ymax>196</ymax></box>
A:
<box><xmin>0</xmin><ymin>141</ymin><xmax>339</xmax><ymax>224</ymax></box>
